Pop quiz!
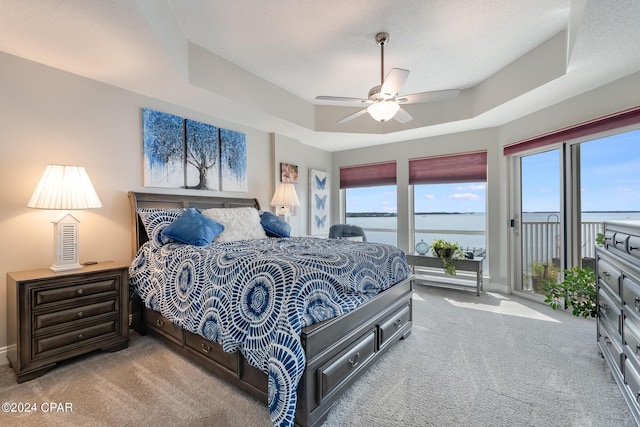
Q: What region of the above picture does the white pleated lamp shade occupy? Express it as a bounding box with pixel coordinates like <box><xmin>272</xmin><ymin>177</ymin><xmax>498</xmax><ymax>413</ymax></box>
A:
<box><xmin>270</xmin><ymin>183</ymin><xmax>300</xmax><ymax>207</ymax></box>
<box><xmin>28</xmin><ymin>164</ymin><xmax>102</xmax><ymax>210</ymax></box>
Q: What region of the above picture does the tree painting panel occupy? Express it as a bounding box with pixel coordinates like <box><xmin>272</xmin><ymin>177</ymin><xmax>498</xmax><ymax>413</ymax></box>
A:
<box><xmin>142</xmin><ymin>108</ymin><xmax>185</xmax><ymax>188</ymax></box>
<box><xmin>185</xmin><ymin>119</ymin><xmax>219</xmax><ymax>190</ymax></box>
<box><xmin>220</xmin><ymin>128</ymin><xmax>247</xmax><ymax>192</ymax></box>
<box><xmin>309</xmin><ymin>169</ymin><xmax>329</xmax><ymax>235</ymax></box>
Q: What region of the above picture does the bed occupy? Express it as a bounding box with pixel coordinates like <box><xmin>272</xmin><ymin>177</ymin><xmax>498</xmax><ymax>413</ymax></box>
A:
<box><xmin>127</xmin><ymin>191</ymin><xmax>413</xmax><ymax>427</ymax></box>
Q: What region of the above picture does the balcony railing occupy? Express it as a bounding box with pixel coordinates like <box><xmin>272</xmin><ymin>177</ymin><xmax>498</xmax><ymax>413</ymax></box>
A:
<box><xmin>521</xmin><ymin>220</ymin><xmax>603</xmax><ymax>274</ymax></box>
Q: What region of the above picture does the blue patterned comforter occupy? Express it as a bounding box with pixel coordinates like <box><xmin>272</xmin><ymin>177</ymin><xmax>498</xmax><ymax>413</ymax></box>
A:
<box><xmin>129</xmin><ymin>237</ymin><xmax>409</xmax><ymax>427</ymax></box>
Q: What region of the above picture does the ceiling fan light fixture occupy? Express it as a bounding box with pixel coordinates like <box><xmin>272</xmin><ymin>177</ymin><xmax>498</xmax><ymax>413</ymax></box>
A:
<box><xmin>367</xmin><ymin>101</ymin><xmax>399</xmax><ymax>122</ymax></box>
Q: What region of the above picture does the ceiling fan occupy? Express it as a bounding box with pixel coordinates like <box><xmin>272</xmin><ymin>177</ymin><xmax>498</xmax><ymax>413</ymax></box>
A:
<box><xmin>316</xmin><ymin>32</ymin><xmax>460</xmax><ymax>124</ymax></box>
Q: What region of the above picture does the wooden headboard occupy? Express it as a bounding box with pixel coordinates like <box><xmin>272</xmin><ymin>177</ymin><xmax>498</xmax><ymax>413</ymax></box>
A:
<box><xmin>128</xmin><ymin>191</ymin><xmax>261</xmax><ymax>255</ymax></box>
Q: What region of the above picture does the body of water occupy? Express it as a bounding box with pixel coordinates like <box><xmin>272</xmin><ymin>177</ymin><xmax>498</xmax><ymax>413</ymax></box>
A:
<box><xmin>348</xmin><ymin>211</ymin><xmax>640</xmax><ymax>249</ymax></box>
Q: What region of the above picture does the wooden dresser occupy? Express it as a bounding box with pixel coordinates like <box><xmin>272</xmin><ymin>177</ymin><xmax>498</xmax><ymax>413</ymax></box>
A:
<box><xmin>6</xmin><ymin>261</ymin><xmax>130</xmax><ymax>383</ymax></box>
<box><xmin>596</xmin><ymin>220</ymin><xmax>640</xmax><ymax>424</ymax></box>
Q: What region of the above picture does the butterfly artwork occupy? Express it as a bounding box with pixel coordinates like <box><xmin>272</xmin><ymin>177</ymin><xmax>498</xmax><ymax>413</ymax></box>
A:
<box><xmin>314</xmin><ymin>174</ymin><xmax>327</xmax><ymax>190</ymax></box>
<box><xmin>309</xmin><ymin>169</ymin><xmax>329</xmax><ymax>235</ymax></box>
<box><xmin>315</xmin><ymin>194</ymin><xmax>327</xmax><ymax>210</ymax></box>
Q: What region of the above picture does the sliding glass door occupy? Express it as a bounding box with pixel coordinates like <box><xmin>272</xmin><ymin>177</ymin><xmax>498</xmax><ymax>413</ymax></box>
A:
<box><xmin>511</xmin><ymin>127</ymin><xmax>640</xmax><ymax>295</ymax></box>
<box><xmin>518</xmin><ymin>149</ymin><xmax>563</xmax><ymax>293</ymax></box>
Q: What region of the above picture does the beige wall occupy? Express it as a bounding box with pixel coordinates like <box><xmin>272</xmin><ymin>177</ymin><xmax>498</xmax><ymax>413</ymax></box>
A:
<box><xmin>272</xmin><ymin>133</ymin><xmax>332</xmax><ymax>237</ymax></box>
<box><xmin>0</xmin><ymin>52</ymin><xmax>332</xmax><ymax>360</ymax></box>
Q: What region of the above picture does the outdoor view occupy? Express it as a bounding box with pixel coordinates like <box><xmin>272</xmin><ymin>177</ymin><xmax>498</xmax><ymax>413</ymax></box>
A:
<box><xmin>345</xmin><ymin>129</ymin><xmax>640</xmax><ymax>287</ymax></box>
<box><xmin>521</xmin><ymin>128</ymin><xmax>640</xmax><ymax>292</ymax></box>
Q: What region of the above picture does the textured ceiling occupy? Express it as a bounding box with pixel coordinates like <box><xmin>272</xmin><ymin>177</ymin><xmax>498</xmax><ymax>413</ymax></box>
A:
<box><xmin>1</xmin><ymin>0</ymin><xmax>639</xmax><ymax>151</ymax></box>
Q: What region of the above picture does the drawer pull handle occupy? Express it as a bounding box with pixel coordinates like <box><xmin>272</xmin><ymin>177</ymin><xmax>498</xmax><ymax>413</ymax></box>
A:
<box><xmin>631</xmin><ymin>246</ymin><xmax>639</xmax><ymax>252</ymax></box>
<box><xmin>635</xmin><ymin>298</ymin><xmax>640</xmax><ymax>311</ymax></box>
<box><xmin>78</xmin><ymin>333</ymin><xmax>84</xmax><ymax>339</ymax></box>
<box><xmin>602</xmin><ymin>271</ymin><xmax>610</xmax><ymax>278</ymax></box>
<box><xmin>393</xmin><ymin>318</ymin><xmax>403</xmax><ymax>328</ymax></box>
<box><xmin>636</xmin><ymin>345</ymin><xmax>640</xmax><ymax>355</ymax></box>
<box><xmin>156</xmin><ymin>319</ymin><xmax>165</xmax><ymax>328</ymax></box>
<box><xmin>76</xmin><ymin>288</ymin><xmax>84</xmax><ymax>295</ymax></box>
<box><xmin>77</xmin><ymin>311</ymin><xmax>84</xmax><ymax>318</ymax></box>
<box><xmin>603</xmin><ymin>336</ymin><xmax>611</xmax><ymax>345</ymax></box>
<box><xmin>615</xmin><ymin>240</ymin><xmax>623</xmax><ymax>245</ymax></box>
<box><xmin>599</xmin><ymin>303</ymin><xmax>610</xmax><ymax>314</ymax></box>
<box><xmin>200</xmin><ymin>341</ymin><xmax>211</xmax><ymax>354</ymax></box>
<box><xmin>348</xmin><ymin>352</ymin><xmax>361</xmax><ymax>368</ymax></box>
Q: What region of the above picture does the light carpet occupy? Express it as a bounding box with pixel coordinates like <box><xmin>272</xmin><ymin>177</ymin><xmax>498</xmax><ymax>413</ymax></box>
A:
<box><xmin>0</xmin><ymin>284</ymin><xmax>635</xmax><ymax>426</ymax></box>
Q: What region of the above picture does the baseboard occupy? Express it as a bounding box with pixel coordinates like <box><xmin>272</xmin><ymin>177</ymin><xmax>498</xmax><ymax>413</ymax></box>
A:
<box><xmin>485</xmin><ymin>282</ymin><xmax>510</xmax><ymax>294</ymax></box>
<box><xmin>0</xmin><ymin>345</ymin><xmax>11</xmax><ymax>366</ymax></box>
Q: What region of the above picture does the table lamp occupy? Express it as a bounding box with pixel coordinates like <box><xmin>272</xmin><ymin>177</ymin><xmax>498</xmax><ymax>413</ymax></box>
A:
<box><xmin>270</xmin><ymin>183</ymin><xmax>300</xmax><ymax>224</ymax></box>
<box><xmin>28</xmin><ymin>164</ymin><xmax>102</xmax><ymax>271</ymax></box>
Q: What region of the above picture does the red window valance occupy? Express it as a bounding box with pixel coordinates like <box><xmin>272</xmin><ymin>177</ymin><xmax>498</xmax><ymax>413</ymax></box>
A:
<box><xmin>503</xmin><ymin>106</ymin><xmax>640</xmax><ymax>156</ymax></box>
<box><xmin>339</xmin><ymin>161</ymin><xmax>396</xmax><ymax>189</ymax></box>
<box><xmin>409</xmin><ymin>151</ymin><xmax>487</xmax><ymax>185</ymax></box>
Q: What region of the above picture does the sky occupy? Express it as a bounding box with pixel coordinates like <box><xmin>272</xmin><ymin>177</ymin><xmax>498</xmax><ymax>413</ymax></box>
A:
<box><xmin>346</xmin><ymin>129</ymin><xmax>640</xmax><ymax>214</ymax></box>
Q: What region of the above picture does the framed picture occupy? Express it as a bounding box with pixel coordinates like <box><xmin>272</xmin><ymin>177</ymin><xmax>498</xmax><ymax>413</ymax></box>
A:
<box><xmin>142</xmin><ymin>108</ymin><xmax>185</xmax><ymax>188</ymax></box>
<box><xmin>281</xmin><ymin>162</ymin><xmax>299</xmax><ymax>183</ymax></box>
<box><xmin>185</xmin><ymin>119</ymin><xmax>219</xmax><ymax>190</ymax></box>
<box><xmin>220</xmin><ymin>128</ymin><xmax>247</xmax><ymax>192</ymax></box>
<box><xmin>309</xmin><ymin>169</ymin><xmax>329</xmax><ymax>235</ymax></box>
<box><xmin>141</xmin><ymin>108</ymin><xmax>247</xmax><ymax>192</ymax></box>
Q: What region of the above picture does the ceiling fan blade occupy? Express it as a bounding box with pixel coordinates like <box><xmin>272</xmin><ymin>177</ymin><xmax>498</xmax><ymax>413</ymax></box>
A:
<box><xmin>337</xmin><ymin>108</ymin><xmax>369</xmax><ymax>124</ymax></box>
<box><xmin>393</xmin><ymin>107</ymin><xmax>413</xmax><ymax>123</ymax></box>
<box><xmin>380</xmin><ymin>68</ymin><xmax>409</xmax><ymax>98</ymax></box>
<box><xmin>397</xmin><ymin>89</ymin><xmax>460</xmax><ymax>104</ymax></box>
<box><xmin>316</xmin><ymin>96</ymin><xmax>370</xmax><ymax>103</ymax></box>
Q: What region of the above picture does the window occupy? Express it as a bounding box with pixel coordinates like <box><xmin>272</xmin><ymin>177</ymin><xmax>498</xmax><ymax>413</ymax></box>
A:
<box><xmin>507</xmin><ymin>106</ymin><xmax>640</xmax><ymax>294</ymax></box>
<box><xmin>409</xmin><ymin>151</ymin><xmax>488</xmax><ymax>267</ymax></box>
<box><xmin>413</xmin><ymin>182</ymin><xmax>487</xmax><ymax>257</ymax></box>
<box><xmin>341</xmin><ymin>161</ymin><xmax>397</xmax><ymax>245</ymax></box>
<box><xmin>345</xmin><ymin>185</ymin><xmax>397</xmax><ymax>246</ymax></box>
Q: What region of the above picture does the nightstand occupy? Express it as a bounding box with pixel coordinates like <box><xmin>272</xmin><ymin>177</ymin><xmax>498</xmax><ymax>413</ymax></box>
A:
<box><xmin>6</xmin><ymin>261</ymin><xmax>130</xmax><ymax>383</ymax></box>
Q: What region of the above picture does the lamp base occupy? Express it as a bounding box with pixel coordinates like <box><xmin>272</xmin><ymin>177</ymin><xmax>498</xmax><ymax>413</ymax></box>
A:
<box><xmin>277</xmin><ymin>207</ymin><xmax>292</xmax><ymax>224</ymax></box>
<box><xmin>49</xmin><ymin>262</ymin><xmax>83</xmax><ymax>272</ymax></box>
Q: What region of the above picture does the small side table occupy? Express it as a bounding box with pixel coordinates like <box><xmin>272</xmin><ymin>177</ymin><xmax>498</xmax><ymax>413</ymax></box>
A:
<box><xmin>6</xmin><ymin>261</ymin><xmax>130</xmax><ymax>382</ymax></box>
<box><xmin>406</xmin><ymin>253</ymin><xmax>484</xmax><ymax>296</ymax></box>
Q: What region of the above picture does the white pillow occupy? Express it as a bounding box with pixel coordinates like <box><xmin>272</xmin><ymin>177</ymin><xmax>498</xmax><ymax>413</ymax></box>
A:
<box><xmin>202</xmin><ymin>207</ymin><xmax>267</xmax><ymax>242</ymax></box>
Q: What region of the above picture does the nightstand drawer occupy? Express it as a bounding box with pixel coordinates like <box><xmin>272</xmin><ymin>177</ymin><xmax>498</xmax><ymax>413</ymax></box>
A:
<box><xmin>7</xmin><ymin>262</ymin><xmax>130</xmax><ymax>383</ymax></box>
<box><xmin>33</xmin><ymin>299</ymin><xmax>117</xmax><ymax>332</ymax></box>
<box><xmin>33</xmin><ymin>278</ymin><xmax>118</xmax><ymax>308</ymax></box>
<box><xmin>33</xmin><ymin>320</ymin><xmax>117</xmax><ymax>357</ymax></box>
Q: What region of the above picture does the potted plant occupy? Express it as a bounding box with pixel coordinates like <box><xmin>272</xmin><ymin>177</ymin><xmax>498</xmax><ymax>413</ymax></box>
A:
<box><xmin>543</xmin><ymin>266</ymin><xmax>597</xmax><ymax>318</ymax></box>
<box><xmin>430</xmin><ymin>239</ymin><xmax>462</xmax><ymax>275</ymax></box>
<box><xmin>529</xmin><ymin>261</ymin><xmax>559</xmax><ymax>293</ymax></box>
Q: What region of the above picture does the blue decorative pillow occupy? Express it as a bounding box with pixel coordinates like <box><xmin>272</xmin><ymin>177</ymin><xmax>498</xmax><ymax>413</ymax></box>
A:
<box><xmin>137</xmin><ymin>208</ymin><xmax>185</xmax><ymax>248</ymax></box>
<box><xmin>161</xmin><ymin>207</ymin><xmax>224</xmax><ymax>246</ymax></box>
<box><xmin>260</xmin><ymin>211</ymin><xmax>291</xmax><ymax>238</ymax></box>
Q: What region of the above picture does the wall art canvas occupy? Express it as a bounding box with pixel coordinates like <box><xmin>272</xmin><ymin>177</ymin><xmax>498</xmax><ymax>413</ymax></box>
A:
<box><xmin>185</xmin><ymin>119</ymin><xmax>219</xmax><ymax>190</ymax></box>
<box><xmin>309</xmin><ymin>169</ymin><xmax>329</xmax><ymax>235</ymax></box>
<box><xmin>280</xmin><ymin>162</ymin><xmax>299</xmax><ymax>183</ymax></box>
<box><xmin>220</xmin><ymin>128</ymin><xmax>247</xmax><ymax>192</ymax></box>
<box><xmin>142</xmin><ymin>108</ymin><xmax>185</xmax><ymax>188</ymax></box>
